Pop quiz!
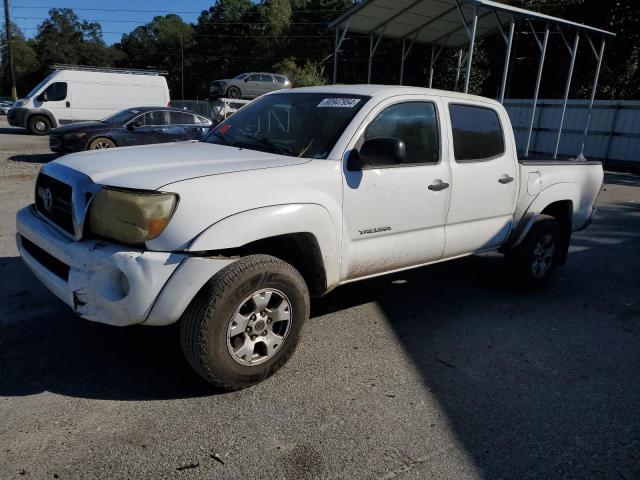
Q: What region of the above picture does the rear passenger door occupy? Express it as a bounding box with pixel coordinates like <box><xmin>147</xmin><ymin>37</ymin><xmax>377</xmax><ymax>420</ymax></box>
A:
<box><xmin>442</xmin><ymin>101</ymin><xmax>518</xmax><ymax>257</ymax></box>
<box><xmin>243</xmin><ymin>74</ymin><xmax>262</xmax><ymax>98</ymax></box>
<box><xmin>341</xmin><ymin>97</ymin><xmax>452</xmax><ymax>280</ymax></box>
<box><xmin>167</xmin><ymin>111</ymin><xmax>210</xmax><ymax>141</ymax></box>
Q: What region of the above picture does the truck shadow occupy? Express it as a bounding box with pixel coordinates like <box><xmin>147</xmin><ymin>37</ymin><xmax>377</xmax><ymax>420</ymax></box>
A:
<box><xmin>8</xmin><ymin>153</ymin><xmax>59</xmax><ymax>164</ymax></box>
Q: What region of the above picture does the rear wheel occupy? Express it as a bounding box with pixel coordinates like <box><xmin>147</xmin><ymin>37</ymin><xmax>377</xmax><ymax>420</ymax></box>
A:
<box><xmin>180</xmin><ymin>255</ymin><xmax>310</xmax><ymax>390</ymax></box>
<box><xmin>506</xmin><ymin>215</ymin><xmax>562</xmax><ymax>290</ymax></box>
<box><xmin>27</xmin><ymin>115</ymin><xmax>51</xmax><ymax>135</ymax></box>
<box><xmin>227</xmin><ymin>86</ymin><xmax>241</xmax><ymax>99</ymax></box>
<box><xmin>88</xmin><ymin>137</ymin><xmax>116</xmax><ymax>150</ymax></box>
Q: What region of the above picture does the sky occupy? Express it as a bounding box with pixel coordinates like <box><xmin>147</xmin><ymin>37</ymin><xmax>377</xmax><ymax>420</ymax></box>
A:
<box><xmin>4</xmin><ymin>0</ymin><xmax>215</xmax><ymax>44</ymax></box>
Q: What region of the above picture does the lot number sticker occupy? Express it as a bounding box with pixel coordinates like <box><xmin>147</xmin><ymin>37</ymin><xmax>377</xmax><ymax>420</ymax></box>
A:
<box><xmin>318</xmin><ymin>98</ymin><xmax>361</xmax><ymax>108</ymax></box>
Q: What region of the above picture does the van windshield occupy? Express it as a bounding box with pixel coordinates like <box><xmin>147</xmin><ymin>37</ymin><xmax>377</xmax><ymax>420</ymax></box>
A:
<box><xmin>26</xmin><ymin>76</ymin><xmax>52</xmax><ymax>98</ymax></box>
<box><xmin>101</xmin><ymin>109</ymin><xmax>142</xmax><ymax>125</ymax></box>
<box><xmin>202</xmin><ymin>92</ymin><xmax>370</xmax><ymax>159</ymax></box>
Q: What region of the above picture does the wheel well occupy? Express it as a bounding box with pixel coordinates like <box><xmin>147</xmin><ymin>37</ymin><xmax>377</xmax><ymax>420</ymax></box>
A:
<box><xmin>27</xmin><ymin>113</ymin><xmax>54</xmax><ymax>127</ymax></box>
<box><xmin>540</xmin><ymin>200</ymin><xmax>573</xmax><ymax>265</ymax></box>
<box><xmin>230</xmin><ymin>233</ymin><xmax>327</xmax><ymax>297</ymax></box>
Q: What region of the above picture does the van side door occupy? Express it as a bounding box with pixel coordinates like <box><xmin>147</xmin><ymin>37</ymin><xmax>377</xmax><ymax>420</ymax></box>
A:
<box><xmin>341</xmin><ymin>97</ymin><xmax>452</xmax><ymax>280</ymax></box>
<box><xmin>442</xmin><ymin>101</ymin><xmax>518</xmax><ymax>257</ymax></box>
<box><xmin>37</xmin><ymin>81</ymin><xmax>72</xmax><ymax>125</ymax></box>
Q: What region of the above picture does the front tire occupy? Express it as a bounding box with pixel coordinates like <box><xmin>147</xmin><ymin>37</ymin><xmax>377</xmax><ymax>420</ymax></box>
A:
<box><xmin>27</xmin><ymin>115</ymin><xmax>51</xmax><ymax>135</ymax></box>
<box><xmin>180</xmin><ymin>255</ymin><xmax>310</xmax><ymax>390</ymax></box>
<box><xmin>506</xmin><ymin>215</ymin><xmax>562</xmax><ymax>290</ymax></box>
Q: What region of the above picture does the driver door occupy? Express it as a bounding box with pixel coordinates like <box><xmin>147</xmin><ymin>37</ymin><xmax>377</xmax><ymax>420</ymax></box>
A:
<box><xmin>341</xmin><ymin>97</ymin><xmax>452</xmax><ymax>280</ymax></box>
<box><xmin>125</xmin><ymin>110</ymin><xmax>169</xmax><ymax>145</ymax></box>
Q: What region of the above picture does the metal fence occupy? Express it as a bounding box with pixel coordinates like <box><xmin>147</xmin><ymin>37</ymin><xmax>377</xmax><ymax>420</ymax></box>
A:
<box><xmin>504</xmin><ymin>99</ymin><xmax>640</xmax><ymax>165</ymax></box>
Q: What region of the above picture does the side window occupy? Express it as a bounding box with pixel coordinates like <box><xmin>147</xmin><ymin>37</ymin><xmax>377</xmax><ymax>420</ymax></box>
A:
<box><xmin>141</xmin><ymin>111</ymin><xmax>169</xmax><ymax>126</ymax></box>
<box><xmin>274</xmin><ymin>75</ymin><xmax>286</xmax><ymax>84</ymax></box>
<box><xmin>363</xmin><ymin>102</ymin><xmax>440</xmax><ymax>165</ymax></box>
<box><xmin>448</xmin><ymin>104</ymin><xmax>505</xmax><ymax>161</ymax></box>
<box><xmin>44</xmin><ymin>82</ymin><xmax>67</xmax><ymax>101</ymax></box>
<box><xmin>170</xmin><ymin>111</ymin><xmax>196</xmax><ymax>125</ymax></box>
<box><xmin>259</xmin><ymin>74</ymin><xmax>273</xmax><ymax>82</ymax></box>
<box><xmin>195</xmin><ymin>115</ymin><xmax>212</xmax><ymax>126</ymax></box>
<box><xmin>247</xmin><ymin>74</ymin><xmax>260</xmax><ymax>82</ymax></box>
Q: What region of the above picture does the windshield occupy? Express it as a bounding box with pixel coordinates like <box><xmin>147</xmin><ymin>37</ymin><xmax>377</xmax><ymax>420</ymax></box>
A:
<box><xmin>101</xmin><ymin>108</ymin><xmax>143</xmax><ymax>125</ymax></box>
<box><xmin>202</xmin><ymin>93</ymin><xmax>370</xmax><ymax>159</ymax></box>
<box><xmin>234</xmin><ymin>73</ymin><xmax>249</xmax><ymax>79</ymax></box>
<box><xmin>26</xmin><ymin>76</ymin><xmax>53</xmax><ymax>98</ymax></box>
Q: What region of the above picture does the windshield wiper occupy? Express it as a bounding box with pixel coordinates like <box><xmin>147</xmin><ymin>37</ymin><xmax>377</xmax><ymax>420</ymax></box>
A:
<box><xmin>242</xmin><ymin>133</ymin><xmax>294</xmax><ymax>156</ymax></box>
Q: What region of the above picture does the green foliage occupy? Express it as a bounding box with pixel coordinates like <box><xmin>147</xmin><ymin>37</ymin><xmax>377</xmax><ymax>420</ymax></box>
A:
<box><xmin>274</xmin><ymin>57</ymin><xmax>327</xmax><ymax>86</ymax></box>
<box><xmin>0</xmin><ymin>23</ymin><xmax>38</xmax><ymax>97</ymax></box>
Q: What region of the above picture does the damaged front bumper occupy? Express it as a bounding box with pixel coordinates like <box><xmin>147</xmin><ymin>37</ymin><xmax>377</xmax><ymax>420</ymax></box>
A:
<box><xmin>16</xmin><ymin>206</ymin><xmax>233</xmax><ymax>327</ymax></box>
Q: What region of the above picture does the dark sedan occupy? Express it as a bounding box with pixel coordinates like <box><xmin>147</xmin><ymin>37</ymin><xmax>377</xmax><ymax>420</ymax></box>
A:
<box><xmin>49</xmin><ymin>107</ymin><xmax>213</xmax><ymax>153</ymax></box>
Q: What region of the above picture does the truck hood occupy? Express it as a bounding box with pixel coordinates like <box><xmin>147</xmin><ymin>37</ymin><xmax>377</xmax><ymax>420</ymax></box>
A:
<box><xmin>53</xmin><ymin>141</ymin><xmax>309</xmax><ymax>190</ymax></box>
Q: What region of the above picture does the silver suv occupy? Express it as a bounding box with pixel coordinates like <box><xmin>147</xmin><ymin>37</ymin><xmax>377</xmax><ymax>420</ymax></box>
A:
<box><xmin>210</xmin><ymin>73</ymin><xmax>292</xmax><ymax>99</ymax></box>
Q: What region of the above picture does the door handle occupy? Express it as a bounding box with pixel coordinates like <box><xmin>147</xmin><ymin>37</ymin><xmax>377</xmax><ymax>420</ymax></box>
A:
<box><xmin>428</xmin><ymin>180</ymin><xmax>450</xmax><ymax>191</ymax></box>
<box><xmin>66</xmin><ymin>101</ymin><xmax>70</xmax><ymax>108</ymax></box>
<box><xmin>498</xmin><ymin>174</ymin><xmax>514</xmax><ymax>184</ymax></box>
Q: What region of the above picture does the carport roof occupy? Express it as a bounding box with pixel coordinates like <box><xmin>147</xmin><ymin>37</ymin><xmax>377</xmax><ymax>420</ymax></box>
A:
<box><xmin>329</xmin><ymin>0</ymin><xmax>615</xmax><ymax>49</ymax></box>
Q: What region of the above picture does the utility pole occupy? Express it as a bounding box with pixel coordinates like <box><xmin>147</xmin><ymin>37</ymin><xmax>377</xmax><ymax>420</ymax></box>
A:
<box><xmin>3</xmin><ymin>0</ymin><xmax>17</xmax><ymax>100</ymax></box>
<box><xmin>180</xmin><ymin>32</ymin><xmax>184</xmax><ymax>101</ymax></box>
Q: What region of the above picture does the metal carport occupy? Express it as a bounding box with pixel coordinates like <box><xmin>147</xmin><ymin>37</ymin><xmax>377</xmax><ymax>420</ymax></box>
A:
<box><xmin>329</xmin><ymin>0</ymin><xmax>615</xmax><ymax>158</ymax></box>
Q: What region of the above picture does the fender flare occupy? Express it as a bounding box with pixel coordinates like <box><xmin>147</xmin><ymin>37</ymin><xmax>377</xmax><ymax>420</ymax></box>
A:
<box><xmin>27</xmin><ymin>109</ymin><xmax>58</xmax><ymax>128</ymax></box>
<box><xmin>505</xmin><ymin>182</ymin><xmax>579</xmax><ymax>250</ymax></box>
<box><xmin>187</xmin><ymin>203</ymin><xmax>341</xmax><ymax>289</ymax></box>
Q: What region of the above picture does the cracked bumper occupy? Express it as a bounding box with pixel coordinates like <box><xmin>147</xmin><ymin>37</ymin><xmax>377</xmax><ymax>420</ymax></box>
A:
<box><xmin>16</xmin><ymin>206</ymin><xmax>233</xmax><ymax>327</ymax></box>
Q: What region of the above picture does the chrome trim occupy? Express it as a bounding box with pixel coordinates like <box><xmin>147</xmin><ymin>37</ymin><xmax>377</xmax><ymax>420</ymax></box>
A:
<box><xmin>37</xmin><ymin>163</ymin><xmax>102</xmax><ymax>241</ymax></box>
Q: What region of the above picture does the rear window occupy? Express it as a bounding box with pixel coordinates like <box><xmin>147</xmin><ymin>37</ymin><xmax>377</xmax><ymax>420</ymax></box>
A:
<box><xmin>274</xmin><ymin>75</ymin><xmax>286</xmax><ymax>84</ymax></box>
<box><xmin>170</xmin><ymin>111</ymin><xmax>196</xmax><ymax>124</ymax></box>
<box><xmin>449</xmin><ymin>104</ymin><xmax>505</xmax><ymax>161</ymax></box>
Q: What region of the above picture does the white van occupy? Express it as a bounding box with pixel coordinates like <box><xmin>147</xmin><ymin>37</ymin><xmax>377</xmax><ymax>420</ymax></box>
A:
<box><xmin>8</xmin><ymin>64</ymin><xmax>170</xmax><ymax>135</ymax></box>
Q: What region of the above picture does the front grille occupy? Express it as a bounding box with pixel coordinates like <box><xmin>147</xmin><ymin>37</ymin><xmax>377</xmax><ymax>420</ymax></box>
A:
<box><xmin>20</xmin><ymin>235</ymin><xmax>70</xmax><ymax>281</ymax></box>
<box><xmin>35</xmin><ymin>173</ymin><xmax>74</xmax><ymax>235</ymax></box>
<box><xmin>49</xmin><ymin>135</ymin><xmax>61</xmax><ymax>149</ymax></box>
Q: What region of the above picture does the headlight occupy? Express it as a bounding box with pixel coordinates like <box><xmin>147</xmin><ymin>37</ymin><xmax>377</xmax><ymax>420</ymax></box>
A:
<box><xmin>87</xmin><ymin>188</ymin><xmax>178</xmax><ymax>245</ymax></box>
<box><xmin>64</xmin><ymin>132</ymin><xmax>87</xmax><ymax>140</ymax></box>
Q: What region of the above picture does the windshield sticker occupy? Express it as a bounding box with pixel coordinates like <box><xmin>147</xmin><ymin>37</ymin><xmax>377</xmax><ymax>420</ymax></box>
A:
<box><xmin>317</xmin><ymin>98</ymin><xmax>361</xmax><ymax>108</ymax></box>
<box><xmin>219</xmin><ymin>124</ymin><xmax>232</xmax><ymax>135</ymax></box>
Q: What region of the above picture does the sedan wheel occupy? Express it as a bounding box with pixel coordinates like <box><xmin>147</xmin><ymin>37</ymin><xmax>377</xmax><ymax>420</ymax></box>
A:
<box><xmin>88</xmin><ymin>138</ymin><xmax>116</xmax><ymax>150</ymax></box>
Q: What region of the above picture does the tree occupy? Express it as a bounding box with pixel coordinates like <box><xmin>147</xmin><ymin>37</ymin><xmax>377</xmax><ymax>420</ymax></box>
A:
<box><xmin>0</xmin><ymin>23</ymin><xmax>38</xmax><ymax>97</ymax></box>
<box><xmin>118</xmin><ymin>14</ymin><xmax>194</xmax><ymax>98</ymax></box>
<box><xmin>34</xmin><ymin>8</ymin><xmax>120</xmax><ymax>74</ymax></box>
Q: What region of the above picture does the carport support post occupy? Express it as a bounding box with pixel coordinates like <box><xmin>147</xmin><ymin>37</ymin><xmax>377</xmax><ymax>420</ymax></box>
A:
<box><xmin>454</xmin><ymin>49</ymin><xmax>463</xmax><ymax>91</ymax></box>
<box><xmin>525</xmin><ymin>23</ymin><xmax>550</xmax><ymax>158</ymax></box>
<box><xmin>554</xmin><ymin>30</ymin><xmax>580</xmax><ymax>159</ymax></box>
<box><xmin>367</xmin><ymin>30</ymin><xmax>384</xmax><ymax>84</ymax></box>
<box><xmin>428</xmin><ymin>44</ymin><xmax>436</xmax><ymax>88</ymax></box>
<box><xmin>332</xmin><ymin>19</ymin><xmax>351</xmax><ymax>84</ymax></box>
<box><xmin>499</xmin><ymin>20</ymin><xmax>515</xmax><ymax>103</ymax></box>
<box><xmin>581</xmin><ymin>37</ymin><xmax>606</xmax><ymax>155</ymax></box>
<box><xmin>464</xmin><ymin>7</ymin><xmax>479</xmax><ymax>94</ymax></box>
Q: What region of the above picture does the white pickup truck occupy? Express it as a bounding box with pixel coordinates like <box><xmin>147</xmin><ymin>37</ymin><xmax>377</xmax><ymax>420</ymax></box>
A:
<box><xmin>16</xmin><ymin>85</ymin><xmax>603</xmax><ymax>389</ymax></box>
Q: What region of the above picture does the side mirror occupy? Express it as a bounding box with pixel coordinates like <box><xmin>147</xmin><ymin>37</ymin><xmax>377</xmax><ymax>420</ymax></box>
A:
<box><xmin>348</xmin><ymin>137</ymin><xmax>406</xmax><ymax>170</ymax></box>
<box><xmin>127</xmin><ymin>121</ymin><xmax>141</xmax><ymax>130</ymax></box>
<box><xmin>37</xmin><ymin>92</ymin><xmax>48</xmax><ymax>102</ymax></box>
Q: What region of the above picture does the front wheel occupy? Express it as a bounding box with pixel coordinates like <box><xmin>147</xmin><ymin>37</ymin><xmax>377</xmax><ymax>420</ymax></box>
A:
<box><xmin>27</xmin><ymin>115</ymin><xmax>51</xmax><ymax>135</ymax></box>
<box><xmin>180</xmin><ymin>255</ymin><xmax>310</xmax><ymax>390</ymax></box>
<box><xmin>88</xmin><ymin>137</ymin><xmax>116</xmax><ymax>150</ymax></box>
<box><xmin>226</xmin><ymin>86</ymin><xmax>241</xmax><ymax>99</ymax></box>
<box><xmin>506</xmin><ymin>215</ymin><xmax>562</xmax><ymax>290</ymax></box>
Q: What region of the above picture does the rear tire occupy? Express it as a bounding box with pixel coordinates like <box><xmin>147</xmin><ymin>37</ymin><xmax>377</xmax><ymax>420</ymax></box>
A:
<box><xmin>506</xmin><ymin>215</ymin><xmax>562</xmax><ymax>290</ymax></box>
<box><xmin>88</xmin><ymin>137</ymin><xmax>116</xmax><ymax>150</ymax></box>
<box><xmin>227</xmin><ymin>86</ymin><xmax>241</xmax><ymax>99</ymax></box>
<box><xmin>27</xmin><ymin>115</ymin><xmax>51</xmax><ymax>135</ymax></box>
<box><xmin>180</xmin><ymin>255</ymin><xmax>310</xmax><ymax>390</ymax></box>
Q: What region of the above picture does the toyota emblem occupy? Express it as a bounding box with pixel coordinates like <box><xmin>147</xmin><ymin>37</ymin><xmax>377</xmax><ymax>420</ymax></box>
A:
<box><xmin>38</xmin><ymin>187</ymin><xmax>54</xmax><ymax>212</ymax></box>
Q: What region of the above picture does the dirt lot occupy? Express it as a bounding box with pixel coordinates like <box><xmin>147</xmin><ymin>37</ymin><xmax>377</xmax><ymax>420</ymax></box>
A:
<box><xmin>1</xmin><ymin>116</ymin><xmax>639</xmax><ymax>479</ymax></box>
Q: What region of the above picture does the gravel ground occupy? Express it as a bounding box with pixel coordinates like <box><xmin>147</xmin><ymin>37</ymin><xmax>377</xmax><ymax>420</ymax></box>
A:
<box><xmin>1</xmin><ymin>116</ymin><xmax>639</xmax><ymax>480</ymax></box>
